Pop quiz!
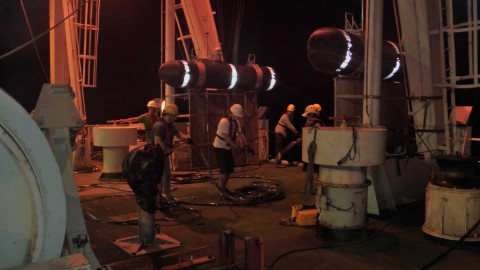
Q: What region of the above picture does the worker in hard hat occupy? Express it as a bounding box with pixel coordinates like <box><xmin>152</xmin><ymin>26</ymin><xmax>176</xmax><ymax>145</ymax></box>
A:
<box><xmin>213</xmin><ymin>103</ymin><xmax>247</xmax><ymax>199</ymax></box>
<box><xmin>303</xmin><ymin>104</ymin><xmax>324</xmax><ymax>127</ymax></box>
<box><xmin>119</xmin><ymin>99</ymin><xmax>160</xmax><ymax>142</ymax></box>
<box><xmin>274</xmin><ymin>104</ymin><xmax>300</xmax><ymax>168</ymax></box>
<box><xmin>302</xmin><ymin>103</ymin><xmax>324</xmax><ymax>164</ymax></box>
<box><xmin>152</xmin><ymin>103</ymin><xmax>189</xmax><ymax>205</ymax></box>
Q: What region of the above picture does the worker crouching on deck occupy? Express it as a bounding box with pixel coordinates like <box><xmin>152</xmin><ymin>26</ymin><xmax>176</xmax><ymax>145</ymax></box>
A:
<box><xmin>213</xmin><ymin>104</ymin><xmax>247</xmax><ymax>199</ymax></box>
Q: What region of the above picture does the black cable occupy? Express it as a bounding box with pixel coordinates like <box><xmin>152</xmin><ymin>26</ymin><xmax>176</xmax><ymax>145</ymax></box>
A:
<box><xmin>327</xmin><ymin>201</ymin><xmax>355</xmax><ymax>212</ymax></box>
<box><xmin>80</xmin><ymin>193</ymin><xmax>134</xmax><ymax>203</ymax></box>
<box><xmin>303</xmin><ymin>125</ymin><xmax>318</xmax><ymax>200</ymax></box>
<box><xmin>266</xmin><ymin>212</ymin><xmax>421</xmax><ymax>270</ymax></box>
<box><xmin>19</xmin><ymin>0</ymin><xmax>50</xmax><ymax>83</ymax></box>
<box><xmin>83</xmin><ymin>205</ymin><xmax>202</xmax><ymax>227</ymax></box>
<box><xmin>420</xmin><ymin>216</ymin><xmax>480</xmax><ymax>270</ymax></box>
<box><xmin>215</xmin><ymin>0</ymin><xmax>225</xmax><ymax>57</ymax></box>
<box><xmin>337</xmin><ymin>127</ymin><xmax>359</xmax><ymax>165</ymax></box>
<box><xmin>177</xmin><ymin>177</ymin><xmax>284</xmax><ymax>207</ymax></box>
<box><xmin>0</xmin><ymin>0</ymin><xmax>87</xmax><ymax>61</ymax></box>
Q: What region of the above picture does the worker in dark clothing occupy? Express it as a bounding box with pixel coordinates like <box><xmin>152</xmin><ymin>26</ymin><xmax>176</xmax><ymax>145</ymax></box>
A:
<box><xmin>151</xmin><ymin>103</ymin><xmax>188</xmax><ymax>206</ymax></box>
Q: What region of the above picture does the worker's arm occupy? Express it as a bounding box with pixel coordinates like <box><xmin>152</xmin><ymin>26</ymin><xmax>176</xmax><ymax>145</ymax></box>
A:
<box><xmin>154</xmin><ymin>134</ymin><xmax>172</xmax><ymax>155</ymax></box>
<box><xmin>236</xmin><ymin>131</ymin><xmax>247</xmax><ymax>148</ymax></box>
<box><xmin>118</xmin><ymin>116</ymin><xmax>139</xmax><ymax>123</ymax></box>
<box><xmin>221</xmin><ymin>131</ymin><xmax>238</xmax><ymax>149</ymax></box>
<box><xmin>281</xmin><ymin>116</ymin><xmax>299</xmax><ymax>135</ymax></box>
<box><xmin>174</xmin><ymin>130</ymin><xmax>189</xmax><ymax>141</ymax></box>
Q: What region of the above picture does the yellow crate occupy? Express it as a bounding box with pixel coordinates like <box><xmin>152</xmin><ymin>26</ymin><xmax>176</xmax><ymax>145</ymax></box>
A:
<box><xmin>296</xmin><ymin>209</ymin><xmax>317</xmax><ymax>226</ymax></box>
<box><xmin>291</xmin><ymin>205</ymin><xmax>317</xmax><ymax>226</ymax></box>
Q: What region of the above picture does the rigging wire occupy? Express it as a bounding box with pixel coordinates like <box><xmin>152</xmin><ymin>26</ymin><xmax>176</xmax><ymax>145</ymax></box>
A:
<box><xmin>302</xmin><ymin>125</ymin><xmax>318</xmax><ymax>200</ymax></box>
<box><xmin>19</xmin><ymin>0</ymin><xmax>50</xmax><ymax>83</ymax></box>
<box><xmin>337</xmin><ymin>127</ymin><xmax>359</xmax><ymax>165</ymax></box>
<box><xmin>391</xmin><ymin>0</ymin><xmax>436</xmax><ymax>156</ymax></box>
<box><xmin>231</xmin><ymin>0</ymin><xmax>245</xmax><ymax>64</ymax></box>
<box><xmin>420</xmin><ymin>216</ymin><xmax>480</xmax><ymax>270</ymax></box>
<box><xmin>0</xmin><ymin>0</ymin><xmax>86</xmax><ymax>61</ymax></box>
<box><xmin>215</xmin><ymin>0</ymin><xmax>225</xmax><ymax>57</ymax></box>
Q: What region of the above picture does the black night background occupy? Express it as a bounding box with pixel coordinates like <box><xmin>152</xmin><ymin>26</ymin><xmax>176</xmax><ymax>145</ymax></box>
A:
<box><xmin>1</xmin><ymin>0</ymin><xmax>479</xmax><ymax>157</ymax></box>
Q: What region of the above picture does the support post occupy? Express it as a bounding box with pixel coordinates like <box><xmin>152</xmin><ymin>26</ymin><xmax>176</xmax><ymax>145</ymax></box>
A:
<box><xmin>219</xmin><ymin>228</ymin><xmax>235</xmax><ymax>268</ymax></box>
<box><xmin>244</xmin><ymin>236</ymin><xmax>264</xmax><ymax>270</ymax></box>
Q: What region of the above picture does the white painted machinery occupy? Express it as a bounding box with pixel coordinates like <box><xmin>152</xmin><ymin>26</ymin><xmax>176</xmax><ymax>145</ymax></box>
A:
<box><xmin>0</xmin><ymin>87</ymin><xmax>66</xmax><ymax>268</ymax></box>
<box><xmin>302</xmin><ymin>126</ymin><xmax>387</xmax><ymax>239</ymax></box>
<box><xmin>423</xmin><ymin>156</ymin><xmax>480</xmax><ymax>241</ymax></box>
<box><xmin>0</xmin><ymin>84</ymin><xmax>99</xmax><ymax>269</ymax></box>
<box><xmin>92</xmin><ymin>125</ymin><xmax>137</xmax><ymax>179</ymax></box>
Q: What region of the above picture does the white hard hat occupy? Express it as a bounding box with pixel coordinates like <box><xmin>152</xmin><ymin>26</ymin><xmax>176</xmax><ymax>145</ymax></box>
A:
<box><xmin>230</xmin><ymin>104</ymin><xmax>244</xmax><ymax>117</ymax></box>
<box><xmin>147</xmin><ymin>100</ymin><xmax>159</xmax><ymax>108</ymax></box>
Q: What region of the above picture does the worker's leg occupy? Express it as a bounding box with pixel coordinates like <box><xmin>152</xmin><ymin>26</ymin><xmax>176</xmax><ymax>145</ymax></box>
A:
<box><xmin>219</xmin><ymin>172</ymin><xmax>231</xmax><ymax>193</ymax></box>
<box><xmin>275</xmin><ymin>133</ymin><xmax>285</xmax><ymax>165</ymax></box>
<box><xmin>163</xmin><ymin>157</ymin><xmax>173</xmax><ymax>201</ymax></box>
<box><xmin>157</xmin><ymin>157</ymin><xmax>173</xmax><ymax>204</ymax></box>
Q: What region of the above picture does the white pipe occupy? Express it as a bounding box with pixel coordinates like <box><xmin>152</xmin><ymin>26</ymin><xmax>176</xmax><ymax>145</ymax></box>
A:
<box><xmin>363</xmin><ymin>0</ymin><xmax>384</xmax><ymax>127</ymax></box>
<box><xmin>165</xmin><ymin>0</ymin><xmax>175</xmax><ymax>104</ymax></box>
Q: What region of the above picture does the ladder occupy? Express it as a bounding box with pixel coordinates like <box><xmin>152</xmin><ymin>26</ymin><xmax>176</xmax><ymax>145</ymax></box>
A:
<box><xmin>75</xmin><ymin>0</ymin><xmax>100</xmax><ymax>88</ymax></box>
<box><xmin>57</xmin><ymin>0</ymin><xmax>100</xmax><ymax>119</ymax></box>
<box><xmin>436</xmin><ymin>0</ymin><xmax>480</xmax><ymax>155</ymax></box>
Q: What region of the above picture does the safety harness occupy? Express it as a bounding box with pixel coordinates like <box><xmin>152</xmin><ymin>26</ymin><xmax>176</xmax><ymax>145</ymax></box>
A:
<box><xmin>216</xmin><ymin>117</ymin><xmax>238</xmax><ymax>143</ymax></box>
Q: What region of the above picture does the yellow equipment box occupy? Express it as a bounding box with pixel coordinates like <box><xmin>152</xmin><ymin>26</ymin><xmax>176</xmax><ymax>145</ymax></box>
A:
<box><xmin>291</xmin><ymin>205</ymin><xmax>317</xmax><ymax>226</ymax></box>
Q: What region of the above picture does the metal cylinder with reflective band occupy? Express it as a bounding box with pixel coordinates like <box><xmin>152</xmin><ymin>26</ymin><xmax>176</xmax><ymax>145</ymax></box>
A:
<box><xmin>307</xmin><ymin>27</ymin><xmax>401</xmax><ymax>79</ymax></box>
<box><xmin>158</xmin><ymin>60</ymin><xmax>277</xmax><ymax>91</ymax></box>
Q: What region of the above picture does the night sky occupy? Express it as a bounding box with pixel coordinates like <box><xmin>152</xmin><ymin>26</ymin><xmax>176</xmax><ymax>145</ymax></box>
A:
<box><xmin>1</xmin><ymin>0</ymin><xmax>478</xmax><ymax>156</ymax></box>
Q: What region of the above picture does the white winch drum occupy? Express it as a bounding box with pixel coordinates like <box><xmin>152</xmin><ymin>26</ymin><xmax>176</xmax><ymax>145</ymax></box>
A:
<box><xmin>0</xmin><ymin>88</ymin><xmax>66</xmax><ymax>268</ymax></box>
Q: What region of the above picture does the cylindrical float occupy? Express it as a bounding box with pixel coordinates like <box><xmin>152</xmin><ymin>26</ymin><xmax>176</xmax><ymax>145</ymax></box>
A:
<box><xmin>158</xmin><ymin>60</ymin><xmax>277</xmax><ymax>91</ymax></box>
<box><xmin>307</xmin><ymin>27</ymin><xmax>401</xmax><ymax>79</ymax></box>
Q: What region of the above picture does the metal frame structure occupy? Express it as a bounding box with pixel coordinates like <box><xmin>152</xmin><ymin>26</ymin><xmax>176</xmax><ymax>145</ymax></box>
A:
<box><xmin>436</xmin><ymin>0</ymin><xmax>479</xmax><ymax>154</ymax></box>
<box><xmin>167</xmin><ymin>89</ymin><xmax>259</xmax><ymax>170</ymax></box>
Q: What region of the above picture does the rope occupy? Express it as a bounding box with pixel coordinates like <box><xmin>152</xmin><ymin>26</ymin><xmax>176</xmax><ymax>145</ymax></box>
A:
<box><xmin>1</xmin><ymin>0</ymin><xmax>87</xmax><ymax>61</ymax></box>
<box><xmin>19</xmin><ymin>0</ymin><xmax>50</xmax><ymax>83</ymax></box>
<box><xmin>337</xmin><ymin>127</ymin><xmax>359</xmax><ymax>165</ymax></box>
<box><xmin>302</xmin><ymin>125</ymin><xmax>318</xmax><ymax>200</ymax></box>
